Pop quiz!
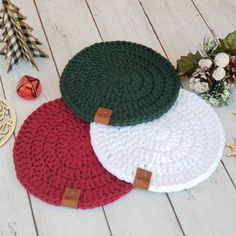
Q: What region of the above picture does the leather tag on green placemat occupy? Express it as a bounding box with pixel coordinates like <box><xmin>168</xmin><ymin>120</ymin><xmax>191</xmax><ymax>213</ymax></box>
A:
<box><xmin>133</xmin><ymin>168</ymin><xmax>152</xmax><ymax>190</ymax></box>
<box><xmin>61</xmin><ymin>188</ymin><xmax>81</xmax><ymax>208</ymax></box>
<box><xmin>94</xmin><ymin>107</ymin><xmax>112</xmax><ymax>125</ymax></box>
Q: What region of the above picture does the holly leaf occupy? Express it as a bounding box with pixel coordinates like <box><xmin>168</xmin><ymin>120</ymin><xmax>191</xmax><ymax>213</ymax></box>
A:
<box><xmin>216</xmin><ymin>30</ymin><xmax>236</xmax><ymax>55</ymax></box>
<box><xmin>177</xmin><ymin>51</ymin><xmax>202</xmax><ymax>77</ymax></box>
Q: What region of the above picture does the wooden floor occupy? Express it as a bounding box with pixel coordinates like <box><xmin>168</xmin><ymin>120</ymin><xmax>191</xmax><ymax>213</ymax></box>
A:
<box><xmin>1</xmin><ymin>0</ymin><xmax>236</xmax><ymax>235</ymax></box>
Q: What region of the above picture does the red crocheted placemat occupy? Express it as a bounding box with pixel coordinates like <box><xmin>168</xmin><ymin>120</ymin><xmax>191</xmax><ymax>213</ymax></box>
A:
<box><xmin>13</xmin><ymin>99</ymin><xmax>132</xmax><ymax>209</ymax></box>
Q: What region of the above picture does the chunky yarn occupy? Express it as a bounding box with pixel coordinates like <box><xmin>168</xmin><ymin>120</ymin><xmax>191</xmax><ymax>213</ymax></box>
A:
<box><xmin>60</xmin><ymin>41</ymin><xmax>180</xmax><ymax>126</ymax></box>
<box><xmin>90</xmin><ymin>89</ymin><xmax>225</xmax><ymax>192</ymax></box>
<box><xmin>13</xmin><ymin>99</ymin><xmax>132</xmax><ymax>209</ymax></box>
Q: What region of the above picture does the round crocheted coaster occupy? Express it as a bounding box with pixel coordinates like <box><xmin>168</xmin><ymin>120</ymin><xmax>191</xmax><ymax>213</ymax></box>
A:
<box><xmin>13</xmin><ymin>99</ymin><xmax>132</xmax><ymax>209</ymax></box>
<box><xmin>60</xmin><ymin>41</ymin><xmax>180</xmax><ymax>126</ymax></box>
<box><xmin>90</xmin><ymin>89</ymin><xmax>225</xmax><ymax>192</ymax></box>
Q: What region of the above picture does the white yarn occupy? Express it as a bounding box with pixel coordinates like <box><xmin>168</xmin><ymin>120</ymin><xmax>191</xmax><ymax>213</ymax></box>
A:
<box><xmin>90</xmin><ymin>89</ymin><xmax>225</xmax><ymax>192</ymax></box>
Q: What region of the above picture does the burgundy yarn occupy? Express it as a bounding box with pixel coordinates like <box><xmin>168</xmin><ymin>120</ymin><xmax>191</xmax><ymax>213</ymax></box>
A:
<box><xmin>13</xmin><ymin>99</ymin><xmax>132</xmax><ymax>209</ymax></box>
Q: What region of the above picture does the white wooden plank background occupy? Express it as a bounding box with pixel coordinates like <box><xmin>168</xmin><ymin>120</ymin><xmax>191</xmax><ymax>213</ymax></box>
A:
<box><xmin>0</xmin><ymin>0</ymin><xmax>235</xmax><ymax>235</ymax></box>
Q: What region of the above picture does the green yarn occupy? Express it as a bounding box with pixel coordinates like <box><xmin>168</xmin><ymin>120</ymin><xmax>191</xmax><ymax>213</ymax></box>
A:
<box><xmin>60</xmin><ymin>41</ymin><xmax>181</xmax><ymax>126</ymax></box>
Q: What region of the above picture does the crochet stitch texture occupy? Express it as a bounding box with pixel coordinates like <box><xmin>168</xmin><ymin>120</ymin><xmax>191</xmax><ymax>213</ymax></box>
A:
<box><xmin>90</xmin><ymin>89</ymin><xmax>225</xmax><ymax>192</ymax></box>
<box><xmin>13</xmin><ymin>99</ymin><xmax>132</xmax><ymax>209</ymax></box>
<box><xmin>60</xmin><ymin>41</ymin><xmax>181</xmax><ymax>126</ymax></box>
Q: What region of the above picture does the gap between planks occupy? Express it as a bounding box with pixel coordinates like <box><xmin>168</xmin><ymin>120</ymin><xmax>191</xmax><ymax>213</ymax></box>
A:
<box><xmin>189</xmin><ymin>0</ymin><xmax>236</xmax><ymax>190</ymax></box>
<box><xmin>137</xmin><ymin>1</ymin><xmax>185</xmax><ymax>234</ymax></box>
<box><xmin>31</xmin><ymin>0</ymin><xmax>112</xmax><ymax>235</ymax></box>
<box><xmin>85</xmin><ymin>0</ymin><xmax>186</xmax><ymax>235</ymax></box>
<box><xmin>11</xmin><ymin>0</ymin><xmax>235</xmax><ymax>235</ymax></box>
<box><xmin>0</xmin><ymin>74</ymin><xmax>39</xmax><ymax>236</ymax></box>
<box><xmin>32</xmin><ymin>0</ymin><xmax>182</xmax><ymax>234</ymax></box>
<box><xmin>190</xmin><ymin>0</ymin><xmax>236</xmax><ymax>191</ymax></box>
<box><xmin>31</xmin><ymin>0</ymin><xmax>218</xmax><ymax>235</ymax></box>
<box><xmin>139</xmin><ymin>0</ymin><xmax>236</xmax><ymax>192</ymax></box>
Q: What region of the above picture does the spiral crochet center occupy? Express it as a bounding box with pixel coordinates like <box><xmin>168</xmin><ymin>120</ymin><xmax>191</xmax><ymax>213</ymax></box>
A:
<box><xmin>60</xmin><ymin>41</ymin><xmax>180</xmax><ymax>126</ymax></box>
<box><xmin>13</xmin><ymin>99</ymin><xmax>132</xmax><ymax>209</ymax></box>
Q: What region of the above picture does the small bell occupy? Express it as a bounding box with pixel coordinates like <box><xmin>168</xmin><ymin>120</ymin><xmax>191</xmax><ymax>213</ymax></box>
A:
<box><xmin>16</xmin><ymin>75</ymin><xmax>41</xmax><ymax>100</ymax></box>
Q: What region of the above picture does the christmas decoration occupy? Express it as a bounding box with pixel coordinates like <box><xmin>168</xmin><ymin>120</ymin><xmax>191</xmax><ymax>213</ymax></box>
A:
<box><xmin>16</xmin><ymin>75</ymin><xmax>41</xmax><ymax>100</ymax></box>
<box><xmin>198</xmin><ymin>58</ymin><xmax>213</xmax><ymax>70</ymax></box>
<box><xmin>0</xmin><ymin>97</ymin><xmax>16</xmax><ymax>147</ymax></box>
<box><xmin>189</xmin><ymin>69</ymin><xmax>212</xmax><ymax>94</ymax></box>
<box><xmin>0</xmin><ymin>0</ymin><xmax>48</xmax><ymax>72</ymax></box>
<box><xmin>214</xmin><ymin>53</ymin><xmax>229</xmax><ymax>67</ymax></box>
<box><xmin>177</xmin><ymin>30</ymin><xmax>236</xmax><ymax>106</ymax></box>
<box><xmin>225</xmin><ymin>56</ymin><xmax>236</xmax><ymax>84</ymax></box>
<box><xmin>201</xmin><ymin>82</ymin><xmax>231</xmax><ymax>107</ymax></box>
<box><xmin>226</xmin><ymin>138</ymin><xmax>236</xmax><ymax>157</ymax></box>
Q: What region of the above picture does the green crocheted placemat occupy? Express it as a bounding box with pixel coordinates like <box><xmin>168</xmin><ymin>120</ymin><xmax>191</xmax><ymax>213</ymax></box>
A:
<box><xmin>60</xmin><ymin>41</ymin><xmax>180</xmax><ymax>126</ymax></box>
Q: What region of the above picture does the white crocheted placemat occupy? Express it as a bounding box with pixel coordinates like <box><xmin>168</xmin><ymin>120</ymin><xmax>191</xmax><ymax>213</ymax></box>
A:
<box><xmin>90</xmin><ymin>89</ymin><xmax>225</xmax><ymax>192</ymax></box>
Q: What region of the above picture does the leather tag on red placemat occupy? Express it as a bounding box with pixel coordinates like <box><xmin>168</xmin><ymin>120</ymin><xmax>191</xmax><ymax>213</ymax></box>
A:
<box><xmin>61</xmin><ymin>188</ymin><xmax>81</xmax><ymax>208</ymax></box>
<box><xmin>133</xmin><ymin>168</ymin><xmax>152</xmax><ymax>190</ymax></box>
<box><xmin>94</xmin><ymin>107</ymin><xmax>112</xmax><ymax>125</ymax></box>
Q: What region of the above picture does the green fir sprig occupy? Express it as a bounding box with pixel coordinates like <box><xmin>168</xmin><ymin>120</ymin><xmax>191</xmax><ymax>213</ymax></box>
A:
<box><xmin>177</xmin><ymin>30</ymin><xmax>236</xmax><ymax>76</ymax></box>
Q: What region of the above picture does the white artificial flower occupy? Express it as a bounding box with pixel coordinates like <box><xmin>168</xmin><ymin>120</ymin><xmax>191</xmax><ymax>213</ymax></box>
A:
<box><xmin>209</xmin><ymin>97</ymin><xmax>219</xmax><ymax>106</ymax></box>
<box><xmin>198</xmin><ymin>58</ymin><xmax>213</xmax><ymax>69</ymax></box>
<box><xmin>212</xmin><ymin>67</ymin><xmax>226</xmax><ymax>81</ymax></box>
<box><xmin>214</xmin><ymin>52</ymin><xmax>230</xmax><ymax>67</ymax></box>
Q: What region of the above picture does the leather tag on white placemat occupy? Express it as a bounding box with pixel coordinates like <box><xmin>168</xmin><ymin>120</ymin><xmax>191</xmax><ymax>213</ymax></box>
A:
<box><xmin>133</xmin><ymin>167</ymin><xmax>152</xmax><ymax>190</ymax></box>
<box><xmin>61</xmin><ymin>188</ymin><xmax>81</xmax><ymax>208</ymax></box>
<box><xmin>94</xmin><ymin>107</ymin><xmax>112</xmax><ymax>125</ymax></box>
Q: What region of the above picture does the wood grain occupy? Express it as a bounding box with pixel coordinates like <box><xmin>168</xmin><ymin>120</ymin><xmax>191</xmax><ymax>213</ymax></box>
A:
<box><xmin>0</xmin><ymin>76</ymin><xmax>37</xmax><ymax>235</ymax></box>
<box><xmin>0</xmin><ymin>0</ymin><xmax>110</xmax><ymax>235</ymax></box>
<box><xmin>139</xmin><ymin>0</ymin><xmax>236</xmax><ymax>235</ymax></box>
<box><xmin>35</xmin><ymin>0</ymin><xmax>184</xmax><ymax>235</ymax></box>
<box><xmin>0</xmin><ymin>0</ymin><xmax>236</xmax><ymax>235</ymax></box>
<box><xmin>193</xmin><ymin>0</ymin><xmax>236</xmax><ymax>191</ymax></box>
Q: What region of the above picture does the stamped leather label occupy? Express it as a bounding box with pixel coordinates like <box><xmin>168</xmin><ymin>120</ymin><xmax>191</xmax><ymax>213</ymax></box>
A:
<box><xmin>94</xmin><ymin>107</ymin><xmax>112</xmax><ymax>125</ymax></box>
<box><xmin>133</xmin><ymin>167</ymin><xmax>152</xmax><ymax>190</ymax></box>
<box><xmin>61</xmin><ymin>188</ymin><xmax>81</xmax><ymax>208</ymax></box>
